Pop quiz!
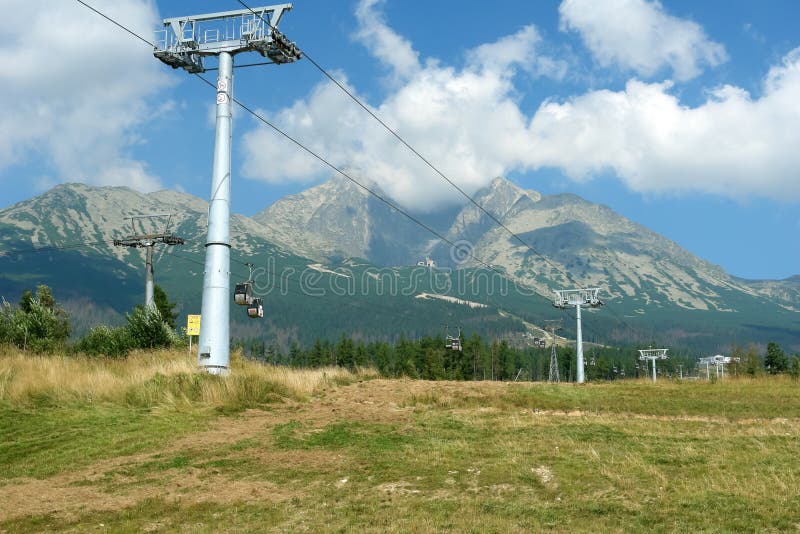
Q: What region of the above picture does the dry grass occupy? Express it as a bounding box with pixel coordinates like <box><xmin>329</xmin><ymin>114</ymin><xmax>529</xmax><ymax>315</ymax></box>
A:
<box><xmin>0</xmin><ymin>345</ymin><xmax>371</xmax><ymax>408</ymax></box>
<box><xmin>1</xmin><ymin>355</ymin><xmax>799</xmax><ymax>531</ymax></box>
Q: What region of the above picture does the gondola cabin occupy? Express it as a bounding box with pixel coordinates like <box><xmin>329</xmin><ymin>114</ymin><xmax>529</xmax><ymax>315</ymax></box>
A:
<box><xmin>234</xmin><ymin>281</ymin><xmax>253</xmax><ymax>305</ymax></box>
<box><xmin>450</xmin><ymin>338</ymin><xmax>462</xmax><ymax>351</ymax></box>
<box><xmin>247</xmin><ymin>298</ymin><xmax>263</xmax><ymax>319</ymax></box>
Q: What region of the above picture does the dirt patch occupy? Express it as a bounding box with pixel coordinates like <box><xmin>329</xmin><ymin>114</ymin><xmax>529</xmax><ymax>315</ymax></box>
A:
<box><xmin>3</xmin><ymin>378</ymin><xmax>797</xmax><ymax>523</ymax></box>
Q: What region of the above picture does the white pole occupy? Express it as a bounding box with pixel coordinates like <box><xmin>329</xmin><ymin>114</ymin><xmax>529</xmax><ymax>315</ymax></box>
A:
<box><xmin>198</xmin><ymin>51</ymin><xmax>233</xmax><ymax>375</ymax></box>
<box><xmin>576</xmin><ymin>303</ymin><xmax>585</xmax><ymax>383</ymax></box>
<box><xmin>652</xmin><ymin>357</ymin><xmax>657</xmax><ymax>383</ymax></box>
<box><xmin>144</xmin><ymin>244</ymin><xmax>155</xmax><ymax>308</ymax></box>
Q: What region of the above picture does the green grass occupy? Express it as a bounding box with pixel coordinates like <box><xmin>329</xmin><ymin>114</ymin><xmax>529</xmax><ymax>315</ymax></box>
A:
<box><xmin>502</xmin><ymin>377</ymin><xmax>800</xmax><ymax>418</ymax></box>
<box><xmin>2</xmin><ymin>374</ymin><xmax>800</xmax><ymax>532</ymax></box>
<box><xmin>0</xmin><ymin>403</ymin><xmax>210</xmax><ymax>480</ymax></box>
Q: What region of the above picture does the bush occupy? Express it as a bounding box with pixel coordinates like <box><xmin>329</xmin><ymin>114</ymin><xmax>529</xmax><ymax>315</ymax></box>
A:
<box><xmin>0</xmin><ymin>286</ymin><xmax>70</xmax><ymax>352</ymax></box>
<box><xmin>125</xmin><ymin>306</ymin><xmax>173</xmax><ymax>350</ymax></box>
<box><xmin>790</xmin><ymin>356</ymin><xmax>800</xmax><ymax>380</ymax></box>
<box><xmin>75</xmin><ymin>306</ymin><xmax>183</xmax><ymax>358</ymax></box>
<box><xmin>75</xmin><ymin>324</ymin><xmax>132</xmax><ymax>358</ymax></box>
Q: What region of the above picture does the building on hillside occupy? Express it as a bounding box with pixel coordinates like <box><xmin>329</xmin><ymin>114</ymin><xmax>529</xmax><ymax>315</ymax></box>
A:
<box><xmin>416</xmin><ymin>257</ymin><xmax>436</xmax><ymax>268</ymax></box>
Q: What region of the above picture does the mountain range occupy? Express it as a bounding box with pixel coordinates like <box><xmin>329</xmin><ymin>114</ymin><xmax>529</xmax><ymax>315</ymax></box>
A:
<box><xmin>0</xmin><ymin>177</ymin><xmax>797</xmax><ymax>352</ymax></box>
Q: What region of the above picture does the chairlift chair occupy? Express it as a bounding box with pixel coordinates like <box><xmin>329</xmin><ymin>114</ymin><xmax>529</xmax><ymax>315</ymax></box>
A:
<box><xmin>444</xmin><ymin>326</ymin><xmax>462</xmax><ymax>351</ymax></box>
<box><xmin>235</xmin><ymin>263</ymin><xmax>257</xmax><ymax>306</ymax></box>
<box><xmin>247</xmin><ymin>298</ymin><xmax>263</xmax><ymax>319</ymax></box>
<box><xmin>234</xmin><ymin>281</ymin><xmax>253</xmax><ymax>305</ymax></box>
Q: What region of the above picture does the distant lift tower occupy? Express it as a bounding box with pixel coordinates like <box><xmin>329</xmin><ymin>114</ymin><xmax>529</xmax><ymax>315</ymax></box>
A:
<box><xmin>638</xmin><ymin>348</ymin><xmax>668</xmax><ymax>383</ymax></box>
<box><xmin>545</xmin><ymin>319</ymin><xmax>562</xmax><ymax>383</ymax></box>
<box><xmin>553</xmin><ymin>288</ymin><xmax>602</xmax><ymax>384</ymax></box>
<box><xmin>153</xmin><ymin>5</ymin><xmax>301</xmax><ymax>374</ymax></box>
<box><xmin>113</xmin><ymin>214</ymin><xmax>185</xmax><ymax>308</ymax></box>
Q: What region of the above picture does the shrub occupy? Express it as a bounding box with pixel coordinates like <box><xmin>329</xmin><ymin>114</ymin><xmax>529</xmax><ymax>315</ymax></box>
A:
<box><xmin>790</xmin><ymin>356</ymin><xmax>800</xmax><ymax>380</ymax></box>
<box><xmin>75</xmin><ymin>306</ymin><xmax>182</xmax><ymax>358</ymax></box>
<box><xmin>0</xmin><ymin>287</ymin><xmax>70</xmax><ymax>352</ymax></box>
<box><xmin>75</xmin><ymin>324</ymin><xmax>132</xmax><ymax>358</ymax></box>
<box><xmin>125</xmin><ymin>306</ymin><xmax>173</xmax><ymax>350</ymax></box>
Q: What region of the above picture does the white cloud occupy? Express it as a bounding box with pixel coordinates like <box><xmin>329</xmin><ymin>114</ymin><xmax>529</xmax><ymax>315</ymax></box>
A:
<box><xmin>241</xmin><ymin>1</ymin><xmax>557</xmax><ymax>210</ymax></box>
<box><xmin>526</xmin><ymin>48</ymin><xmax>800</xmax><ymax>200</ymax></box>
<box><xmin>559</xmin><ymin>0</ymin><xmax>727</xmax><ymax>81</ymax></box>
<box><xmin>241</xmin><ymin>1</ymin><xmax>800</xmax><ymax>210</ymax></box>
<box><xmin>0</xmin><ymin>0</ymin><xmax>170</xmax><ymax>191</ymax></box>
<box><xmin>354</xmin><ymin>0</ymin><xmax>420</xmax><ymax>83</ymax></box>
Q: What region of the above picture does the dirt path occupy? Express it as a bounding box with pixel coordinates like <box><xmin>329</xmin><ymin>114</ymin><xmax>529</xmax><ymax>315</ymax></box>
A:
<box><xmin>1</xmin><ymin>379</ymin><xmax>795</xmax><ymax>523</ymax></box>
<box><xmin>0</xmin><ymin>379</ymin><xmax>444</xmax><ymax>522</ymax></box>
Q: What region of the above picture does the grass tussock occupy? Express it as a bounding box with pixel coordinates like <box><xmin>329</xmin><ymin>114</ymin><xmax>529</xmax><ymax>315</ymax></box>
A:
<box><xmin>0</xmin><ymin>345</ymin><xmax>370</xmax><ymax>410</ymax></box>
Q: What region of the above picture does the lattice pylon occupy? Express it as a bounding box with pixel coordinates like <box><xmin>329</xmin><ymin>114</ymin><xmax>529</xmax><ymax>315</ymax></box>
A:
<box><xmin>545</xmin><ymin>319</ymin><xmax>562</xmax><ymax>383</ymax></box>
<box><xmin>548</xmin><ymin>342</ymin><xmax>560</xmax><ymax>383</ymax></box>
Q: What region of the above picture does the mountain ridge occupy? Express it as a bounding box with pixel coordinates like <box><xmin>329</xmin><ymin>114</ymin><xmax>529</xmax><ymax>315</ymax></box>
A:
<box><xmin>1</xmin><ymin>180</ymin><xmax>798</xmax><ymax>351</ymax></box>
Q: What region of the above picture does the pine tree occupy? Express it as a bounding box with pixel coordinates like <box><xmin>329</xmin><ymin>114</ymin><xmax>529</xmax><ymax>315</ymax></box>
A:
<box><xmin>765</xmin><ymin>341</ymin><xmax>788</xmax><ymax>374</ymax></box>
<box><xmin>153</xmin><ymin>284</ymin><xmax>178</xmax><ymax>329</ymax></box>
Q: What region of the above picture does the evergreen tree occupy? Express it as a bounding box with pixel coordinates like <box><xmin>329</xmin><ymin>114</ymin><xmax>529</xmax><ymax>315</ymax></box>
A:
<box><xmin>309</xmin><ymin>339</ymin><xmax>325</xmax><ymax>367</ymax></box>
<box><xmin>336</xmin><ymin>334</ymin><xmax>355</xmax><ymax>369</ymax></box>
<box><xmin>153</xmin><ymin>284</ymin><xmax>178</xmax><ymax>329</ymax></box>
<box><xmin>288</xmin><ymin>341</ymin><xmax>303</xmax><ymax>367</ymax></box>
<box><xmin>765</xmin><ymin>341</ymin><xmax>788</xmax><ymax>374</ymax></box>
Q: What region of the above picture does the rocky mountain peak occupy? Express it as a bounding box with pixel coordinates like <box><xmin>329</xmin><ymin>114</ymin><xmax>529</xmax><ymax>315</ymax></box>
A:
<box><xmin>443</xmin><ymin>177</ymin><xmax>541</xmax><ymax>245</ymax></box>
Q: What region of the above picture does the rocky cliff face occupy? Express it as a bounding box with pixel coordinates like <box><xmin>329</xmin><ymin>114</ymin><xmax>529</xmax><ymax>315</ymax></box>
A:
<box><xmin>252</xmin><ymin>175</ymin><xmax>458</xmax><ymax>265</ymax></box>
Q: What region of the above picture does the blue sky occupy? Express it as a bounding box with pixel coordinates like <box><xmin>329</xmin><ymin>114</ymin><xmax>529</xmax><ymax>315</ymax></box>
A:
<box><xmin>0</xmin><ymin>0</ymin><xmax>798</xmax><ymax>280</ymax></box>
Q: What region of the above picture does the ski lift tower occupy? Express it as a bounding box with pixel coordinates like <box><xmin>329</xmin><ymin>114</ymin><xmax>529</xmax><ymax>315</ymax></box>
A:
<box><xmin>153</xmin><ymin>5</ymin><xmax>301</xmax><ymax>375</ymax></box>
<box><xmin>639</xmin><ymin>348</ymin><xmax>668</xmax><ymax>383</ymax></box>
<box><xmin>544</xmin><ymin>319</ymin><xmax>562</xmax><ymax>383</ymax></box>
<box><xmin>553</xmin><ymin>288</ymin><xmax>602</xmax><ymax>383</ymax></box>
<box><xmin>113</xmin><ymin>214</ymin><xmax>185</xmax><ymax>308</ymax></box>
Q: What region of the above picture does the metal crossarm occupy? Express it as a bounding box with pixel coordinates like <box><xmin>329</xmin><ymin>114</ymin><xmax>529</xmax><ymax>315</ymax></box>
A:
<box><xmin>153</xmin><ymin>4</ymin><xmax>299</xmax><ymax>73</ymax></box>
<box><xmin>639</xmin><ymin>348</ymin><xmax>668</xmax><ymax>383</ymax></box>
<box><xmin>113</xmin><ymin>214</ymin><xmax>185</xmax><ymax>308</ymax></box>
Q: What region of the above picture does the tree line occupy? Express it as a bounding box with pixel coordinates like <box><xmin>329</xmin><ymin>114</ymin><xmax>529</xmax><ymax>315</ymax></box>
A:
<box><xmin>238</xmin><ymin>335</ymin><xmax>800</xmax><ymax>381</ymax></box>
<box><xmin>2</xmin><ymin>284</ymin><xmax>799</xmax><ymax>381</ymax></box>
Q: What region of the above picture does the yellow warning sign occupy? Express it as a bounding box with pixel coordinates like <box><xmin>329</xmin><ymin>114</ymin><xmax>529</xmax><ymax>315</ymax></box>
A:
<box><xmin>186</xmin><ymin>314</ymin><xmax>201</xmax><ymax>336</ymax></box>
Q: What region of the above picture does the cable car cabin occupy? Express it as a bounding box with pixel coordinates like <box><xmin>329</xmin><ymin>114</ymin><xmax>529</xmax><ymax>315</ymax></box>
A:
<box><xmin>247</xmin><ymin>298</ymin><xmax>263</xmax><ymax>319</ymax></box>
<box><xmin>450</xmin><ymin>339</ymin><xmax>462</xmax><ymax>351</ymax></box>
<box><xmin>234</xmin><ymin>282</ymin><xmax>253</xmax><ymax>305</ymax></box>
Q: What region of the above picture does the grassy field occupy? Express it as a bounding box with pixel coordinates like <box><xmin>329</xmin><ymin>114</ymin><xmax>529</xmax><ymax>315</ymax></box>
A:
<box><xmin>1</xmin><ymin>348</ymin><xmax>799</xmax><ymax>532</ymax></box>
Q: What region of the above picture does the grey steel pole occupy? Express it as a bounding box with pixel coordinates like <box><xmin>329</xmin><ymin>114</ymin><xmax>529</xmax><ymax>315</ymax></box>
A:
<box><xmin>576</xmin><ymin>303</ymin><xmax>585</xmax><ymax>383</ymax></box>
<box><xmin>198</xmin><ymin>51</ymin><xmax>233</xmax><ymax>375</ymax></box>
<box><xmin>145</xmin><ymin>244</ymin><xmax>155</xmax><ymax>308</ymax></box>
<box><xmin>652</xmin><ymin>357</ymin><xmax>657</xmax><ymax>383</ymax></box>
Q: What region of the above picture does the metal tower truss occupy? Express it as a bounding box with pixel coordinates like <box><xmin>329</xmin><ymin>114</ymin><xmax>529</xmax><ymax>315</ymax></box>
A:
<box><xmin>638</xmin><ymin>348</ymin><xmax>668</xmax><ymax>383</ymax></box>
<box><xmin>544</xmin><ymin>319</ymin><xmax>562</xmax><ymax>383</ymax></box>
<box><xmin>553</xmin><ymin>288</ymin><xmax>602</xmax><ymax>384</ymax></box>
<box><xmin>153</xmin><ymin>4</ymin><xmax>301</xmax><ymax>73</ymax></box>
<box><xmin>113</xmin><ymin>214</ymin><xmax>185</xmax><ymax>308</ymax></box>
